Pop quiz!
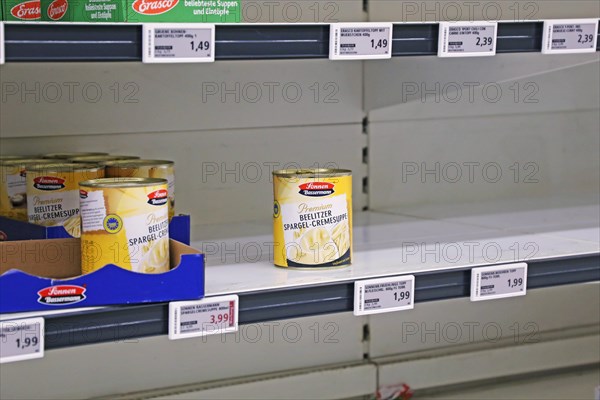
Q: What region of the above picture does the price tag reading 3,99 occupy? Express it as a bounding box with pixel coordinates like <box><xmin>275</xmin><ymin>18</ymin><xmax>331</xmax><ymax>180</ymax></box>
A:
<box><xmin>471</xmin><ymin>263</ymin><xmax>528</xmax><ymax>302</ymax></box>
<box><xmin>169</xmin><ymin>295</ymin><xmax>238</xmax><ymax>340</ymax></box>
<box><xmin>0</xmin><ymin>318</ymin><xmax>44</xmax><ymax>364</ymax></box>
<box><xmin>542</xmin><ymin>19</ymin><xmax>599</xmax><ymax>54</ymax></box>
<box><xmin>438</xmin><ymin>21</ymin><xmax>497</xmax><ymax>57</ymax></box>
<box><xmin>0</xmin><ymin>22</ymin><xmax>5</xmax><ymax>65</ymax></box>
<box><xmin>143</xmin><ymin>24</ymin><xmax>215</xmax><ymax>63</ymax></box>
<box><xmin>354</xmin><ymin>275</ymin><xmax>415</xmax><ymax>316</ymax></box>
<box><xmin>329</xmin><ymin>23</ymin><xmax>393</xmax><ymax>60</ymax></box>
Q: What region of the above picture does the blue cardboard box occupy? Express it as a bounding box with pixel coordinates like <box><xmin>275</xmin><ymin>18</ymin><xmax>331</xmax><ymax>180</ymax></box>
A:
<box><xmin>0</xmin><ymin>238</ymin><xmax>204</xmax><ymax>313</ymax></box>
<box><xmin>0</xmin><ymin>215</ymin><xmax>191</xmax><ymax>245</ymax></box>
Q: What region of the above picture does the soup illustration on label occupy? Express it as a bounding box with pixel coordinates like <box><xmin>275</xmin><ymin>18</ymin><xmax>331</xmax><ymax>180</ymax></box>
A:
<box><xmin>79</xmin><ymin>177</ymin><xmax>170</xmax><ymax>274</ymax></box>
<box><xmin>0</xmin><ymin>159</ymin><xmax>53</xmax><ymax>221</ymax></box>
<box><xmin>26</xmin><ymin>163</ymin><xmax>105</xmax><ymax>237</ymax></box>
<box><xmin>273</xmin><ymin>169</ymin><xmax>352</xmax><ymax>268</ymax></box>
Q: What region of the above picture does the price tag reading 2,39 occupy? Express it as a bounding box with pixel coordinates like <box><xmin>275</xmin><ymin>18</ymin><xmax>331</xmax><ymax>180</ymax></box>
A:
<box><xmin>169</xmin><ymin>295</ymin><xmax>238</xmax><ymax>340</ymax></box>
<box><xmin>542</xmin><ymin>19</ymin><xmax>599</xmax><ymax>54</ymax></box>
<box><xmin>354</xmin><ymin>275</ymin><xmax>415</xmax><ymax>316</ymax></box>
<box><xmin>143</xmin><ymin>24</ymin><xmax>215</xmax><ymax>63</ymax></box>
<box><xmin>471</xmin><ymin>263</ymin><xmax>528</xmax><ymax>302</ymax></box>
<box><xmin>438</xmin><ymin>21</ymin><xmax>498</xmax><ymax>57</ymax></box>
<box><xmin>0</xmin><ymin>318</ymin><xmax>44</xmax><ymax>364</ymax></box>
<box><xmin>329</xmin><ymin>22</ymin><xmax>393</xmax><ymax>60</ymax></box>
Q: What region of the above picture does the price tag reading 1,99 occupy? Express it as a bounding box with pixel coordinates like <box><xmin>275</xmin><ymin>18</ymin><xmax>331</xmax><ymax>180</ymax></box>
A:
<box><xmin>438</xmin><ymin>21</ymin><xmax>497</xmax><ymax>57</ymax></box>
<box><xmin>143</xmin><ymin>24</ymin><xmax>215</xmax><ymax>63</ymax></box>
<box><xmin>169</xmin><ymin>295</ymin><xmax>238</xmax><ymax>340</ymax></box>
<box><xmin>471</xmin><ymin>262</ymin><xmax>528</xmax><ymax>302</ymax></box>
<box><xmin>0</xmin><ymin>318</ymin><xmax>44</xmax><ymax>364</ymax></box>
<box><xmin>542</xmin><ymin>19</ymin><xmax>599</xmax><ymax>54</ymax></box>
<box><xmin>329</xmin><ymin>23</ymin><xmax>393</xmax><ymax>60</ymax></box>
<box><xmin>354</xmin><ymin>275</ymin><xmax>415</xmax><ymax>316</ymax></box>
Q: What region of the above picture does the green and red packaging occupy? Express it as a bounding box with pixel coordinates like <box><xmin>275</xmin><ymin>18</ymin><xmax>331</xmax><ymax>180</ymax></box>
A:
<box><xmin>127</xmin><ymin>0</ymin><xmax>241</xmax><ymax>23</ymax></box>
<box><xmin>40</xmin><ymin>0</ymin><xmax>126</xmax><ymax>22</ymax></box>
<box><xmin>3</xmin><ymin>0</ymin><xmax>41</xmax><ymax>21</ymax></box>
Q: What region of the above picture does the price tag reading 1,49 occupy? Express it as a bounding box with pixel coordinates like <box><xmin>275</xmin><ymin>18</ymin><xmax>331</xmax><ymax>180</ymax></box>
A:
<box><xmin>169</xmin><ymin>295</ymin><xmax>238</xmax><ymax>340</ymax></box>
<box><xmin>354</xmin><ymin>275</ymin><xmax>415</xmax><ymax>316</ymax></box>
<box><xmin>542</xmin><ymin>19</ymin><xmax>599</xmax><ymax>54</ymax></box>
<box><xmin>471</xmin><ymin>262</ymin><xmax>528</xmax><ymax>302</ymax></box>
<box><xmin>438</xmin><ymin>21</ymin><xmax>497</xmax><ymax>57</ymax></box>
<box><xmin>0</xmin><ymin>318</ymin><xmax>44</xmax><ymax>364</ymax></box>
<box><xmin>329</xmin><ymin>23</ymin><xmax>393</xmax><ymax>60</ymax></box>
<box><xmin>143</xmin><ymin>24</ymin><xmax>215</xmax><ymax>63</ymax></box>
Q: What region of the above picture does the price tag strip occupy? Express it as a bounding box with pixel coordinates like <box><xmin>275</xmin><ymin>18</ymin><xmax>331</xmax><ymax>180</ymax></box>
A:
<box><xmin>143</xmin><ymin>23</ymin><xmax>215</xmax><ymax>63</ymax></box>
<box><xmin>169</xmin><ymin>294</ymin><xmax>238</xmax><ymax>340</ymax></box>
<box><xmin>354</xmin><ymin>275</ymin><xmax>415</xmax><ymax>316</ymax></box>
<box><xmin>438</xmin><ymin>21</ymin><xmax>498</xmax><ymax>57</ymax></box>
<box><xmin>329</xmin><ymin>22</ymin><xmax>393</xmax><ymax>60</ymax></box>
<box><xmin>471</xmin><ymin>262</ymin><xmax>528</xmax><ymax>302</ymax></box>
<box><xmin>0</xmin><ymin>22</ymin><xmax>5</xmax><ymax>65</ymax></box>
<box><xmin>542</xmin><ymin>19</ymin><xmax>599</xmax><ymax>54</ymax></box>
<box><xmin>0</xmin><ymin>317</ymin><xmax>44</xmax><ymax>364</ymax></box>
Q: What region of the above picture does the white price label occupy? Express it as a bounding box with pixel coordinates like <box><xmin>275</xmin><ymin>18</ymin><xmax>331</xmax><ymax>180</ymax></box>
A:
<box><xmin>169</xmin><ymin>295</ymin><xmax>238</xmax><ymax>340</ymax></box>
<box><xmin>542</xmin><ymin>19</ymin><xmax>599</xmax><ymax>54</ymax></box>
<box><xmin>0</xmin><ymin>22</ymin><xmax>5</xmax><ymax>65</ymax></box>
<box><xmin>329</xmin><ymin>23</ymin><xmax>393</xmax><ymax>60</ymax></box>
<box><xmin>471</xmin><ymin>263</ymin><xmax>528</xmax><ymax>301</ymax></box>
<box><xmin>0</xmin><ymin>318</ymin><xmax>44</xmax><ymax>364</ymax></box>
<box><xmin>354</xmin><ymin>275</ymin><xmax>415</xmax><ymax>316</ymax></box>
<box><xmin>143</xmin><ymin>24</ymin><xmax>215</xmax><ymax>63</ymax></box>
<box><xmin>438</xmin><ymin>21</ymin><xmax>497</xmax><ymax>57</ymax></box>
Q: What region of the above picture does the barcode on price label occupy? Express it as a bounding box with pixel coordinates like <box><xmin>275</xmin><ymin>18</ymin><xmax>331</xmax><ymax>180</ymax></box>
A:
<box><xmin>329</xmin><ymin>23</ymin><xmax>393</xmax><ymax>60</ymax></box>
<box><xmin>0</xmin><ymin>318</ymin><xmax>44</xmax><ymax>364</ymax></box>
<box><xmin>169</xmin><ymin>295</ymin><xmax>238</xmax><ymax>340</ymax></box>
<box><xmin>438</xmin><ymin>21</ymin><xmax>497</xmax><ymax>57</ymax></box>
<box><xmin>143</xmin><ymin>24</ymin><xmax>215</xmax><ymax>63</ymax></box>
<box><xmin>471</xmin><ymin>263</ymin><xmax>528</xmax><ymax>301</ymax></box>
<box><xmin>0</xmin><ymin>22</ymin><xmax>5</xmax><ymax>65</ymax></box>
<box><xmin>354</xmin><ymin>275</ymin><xmax>415</xmax><ymax>316</ymax></box>
<box><xmin>541</xmin><ymin>19</ymin><xmax>599</xmax><ymax>54</ymax></box>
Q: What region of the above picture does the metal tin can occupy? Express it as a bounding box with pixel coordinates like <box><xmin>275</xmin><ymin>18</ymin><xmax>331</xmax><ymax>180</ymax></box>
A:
<box><xmin>0</xmin><ymin>155</ymin><xmax>38</xmax><ymax>161</ymax></box>
<box><xmin>273</xmin><ymin>168</ymin><xmax>352</xmax><ymax>269</ymax></box>
<box><xmin>0</xmin><ymin>159</ymin><xmax>54</xmax><ymax>220</ymax></box>
<box><xmin>104</xmin><ymin>160</ymin><xmax>175</xmax><ymax>219</ymax></box>
<box><xmin>44</xmin><ymin>152</ymin><xmax>109</xmax><ymax>160</ymax></box>
<box><xmin>79</xmin><ymin>177</ymin><xmax>170</xmax><ymax>274</ymax></box>
<box><xmin>26</xmin><ymin>163</ymin><xmax>105</xmax><ymax>237</ymax></box>
<box><xmin>69</xmin><ymin>155</ymin><xmax>140</xmax><ymax>164</ymax></box>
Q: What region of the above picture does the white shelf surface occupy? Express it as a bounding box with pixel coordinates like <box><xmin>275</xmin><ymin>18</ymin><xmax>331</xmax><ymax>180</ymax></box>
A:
<box><xmin>2</xmin><ymin>197</ymin><xmax>598</xmax><ymax>320</ymax></box>
<box><xmin>193</xmin><ymin>195</ymin><xmax>599</xmax><ymax>296</ymax></box>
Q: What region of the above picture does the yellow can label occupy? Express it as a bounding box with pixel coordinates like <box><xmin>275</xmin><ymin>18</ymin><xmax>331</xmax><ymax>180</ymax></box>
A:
<box><xmin>273</xmin><ymin>173</ymin><xmax>352</xmax><ymax>268</ymax></box>
<box><xmin>1</xmin><ymin>164</ymin><xmax>29</xmax><ymax>220</ymax></box>
<box><xmin>106</xmin><ymin>164</ymin><xmax>175</xmax><ymax>219</ymax></box>
<box><xmin>80</xmin><ymin>183</ymin><xmax>170</xmax><ymax>274</ymax></box>
<box><xmin>26</xmin><ymin>167</ymin><xmax>104</xmax><ymax>236</ymax></box>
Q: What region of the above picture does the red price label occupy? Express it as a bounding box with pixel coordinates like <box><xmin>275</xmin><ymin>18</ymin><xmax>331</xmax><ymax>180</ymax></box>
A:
<box><xmin>169</xmin><ymin>295</ymin><xmax>239</xmax><ymax>340</ymax></box>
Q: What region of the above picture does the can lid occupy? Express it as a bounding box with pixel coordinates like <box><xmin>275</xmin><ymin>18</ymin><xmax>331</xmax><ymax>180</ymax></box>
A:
<box><xmin>27</xmin><ymin>163</ymin><xmax>104</xmax><ymax>172</ymax></box>
<box><xmin>80</xmin><ymin>177</ymin><xmax>168</xmax><ymax>188</ymax></box>
<box><xmin>44</xmin><ymin>152</ymin><xmax>109</xmax><ymax>159</ymax></box>
<box><xmin>0</xmin><ymin>155</ymin><xmax>38</xmax><ymax>161</ymax></box>
<box><xmin>70</xmin><ymin>155</ymin><xmax>140</xmax><ymax>163</ymax></box>
<box><xmin>0</xmin><ymin>159</ymin><xmax>55</xmax><ymax>166</ymax></box>
<box><xmin>103</xmin><ymin>159</ymin><xmax>174</xmax><ymax>168</ymax></box>
<box><xmin>273</xmin><ymin>168</ymin><xmax>352</xmax><ymax>178</ymax></box>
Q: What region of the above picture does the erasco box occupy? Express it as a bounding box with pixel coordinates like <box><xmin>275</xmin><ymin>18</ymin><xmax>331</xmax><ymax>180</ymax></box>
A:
<box><xmin>3</xmin><ymin>0</ymin><xmax>41</xmax><ymax>21</ymax></box>
<box><xmin>0</xmin><ymin>215</ymin><xmax>204</xmax><ymax>313</ymax></box>
<box><xmin>127</xmin><ymin>0</ymin><xmax>241</xmax><ymax>23</ymax></box>
<box><xmin>40</xmin><ymin>0</ymin><xmax>126</xmax><ymax>22</ymax></box>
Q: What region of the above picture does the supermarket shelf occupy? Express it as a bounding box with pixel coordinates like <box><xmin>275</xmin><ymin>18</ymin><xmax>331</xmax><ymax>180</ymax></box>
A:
<box><xmin>1</xmin><ymin>202</ymin><xmax>598</xmax><ymax>350</ymax></box>
<box><xmin>2</xmin><ymin>21</ymin><xmax>599</xmax><ymax>62</ymax></box>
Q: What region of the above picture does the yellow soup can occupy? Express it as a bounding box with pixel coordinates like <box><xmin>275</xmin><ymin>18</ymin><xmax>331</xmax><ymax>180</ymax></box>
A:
<box><xmin>273</xmin><ymin>168</ymin><xmax>352</xmax><ymax>269</ymax></box>
<box><xmin>0</xmin><ymin>159</ymin><xmax>55</xmax><ymax>221</ymax></box>
<box><xmin>104</xmin><ymin>160</ymin><xmax>175</xmax><ymax>219</ymax></box>
<box><xmin>26</xmin><ymin>163</ymin><xmax>105</xmax><ymax>237</ymax></box>
<box><xmin>79</xmin><ymin>177</ymin><xmax>170</xmax><ymax>274</ymax></box>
